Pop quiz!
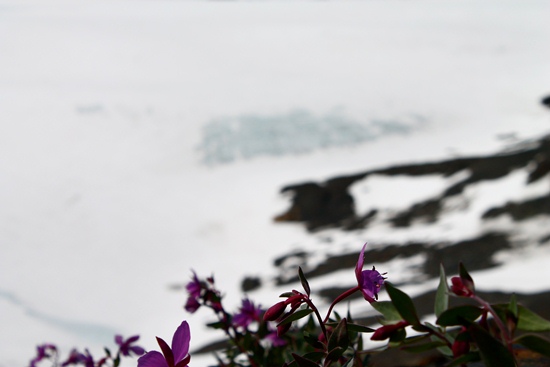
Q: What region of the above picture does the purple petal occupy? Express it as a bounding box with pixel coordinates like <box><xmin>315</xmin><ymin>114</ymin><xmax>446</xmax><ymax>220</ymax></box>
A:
<box><xmin>137</xmin><ymin>351</ymin><xmax>169</xmax><ymax>367</ymax></box>
<box><xmin>171</xmin><ymin>321</ymin><xmax>191</xmax><ymax>364</ymax></box>
<box><xmin>360</xmin><ymin>269</ymin><xmax>384</xmax><ymax>301</ymax></box>
<box><xmin>127</xmin><ymin>335</ymin><xmax>140</xmax><ymax>343</ymax></box>
<box><xmin>156</xmin><ymin>337</ymin><xmax>174</xmax><ymax>367</ymax></box>
<box><xmin>356</xmin><ymin>243</ymin><xmax>368</xmax><ymax>281</ymax></box>
<box><xmin>131</xmin><ymin>345</ymin><xmax>146</xmax><ymax>356</ymax></box>
<box><xmin>114</xmin><ymin>335</ymin><xmax>123</xmax><ymax>346</ymax></box>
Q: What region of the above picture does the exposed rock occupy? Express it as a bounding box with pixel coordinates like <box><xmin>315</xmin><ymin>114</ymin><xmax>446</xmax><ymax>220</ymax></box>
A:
<box><xmin>275</xmin><ymin>135</ymin><xmax>550</xmax><ymax>231</ymax></box>
<box><xmin>241</xmin><ymin>276</ymin><xmax>262</xmax><ymax>292</ymax></box>
<box><xmin>483</xmin><ymin>194</ymin><xmax>550</xmax><ymax>221</ymax></box>
<box><xmin>274</xmin><ymin>181</ymin><xmax>354</xmax><ymax>231</ymax></box>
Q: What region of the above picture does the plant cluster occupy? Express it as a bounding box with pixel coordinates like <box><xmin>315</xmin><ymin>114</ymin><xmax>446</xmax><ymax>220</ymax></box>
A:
<box><xmin>30</xmin><ymin>243</ymin><xmax>550</xmax><ymax>367</ymax></box>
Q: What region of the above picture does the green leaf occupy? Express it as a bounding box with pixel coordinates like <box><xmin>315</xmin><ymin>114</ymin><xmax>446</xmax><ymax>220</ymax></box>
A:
<box><xmin>303</xmin><ymin>331</ymin><xmax>325</xmax><ymax>349</ymax></box>
<box><xmin>384</xmin><ymin>282</ymin><xmax>420</xmax><ymax>325</ymax></box>
<box><xmin>298</xmin><ymin>267</ymin><xmax>311</xmax><ymax>297</ymax></box>
<box><xmin>469</xmin><ymin>323</ymin><xmax>516</xmax><ymax>367</ymax></box>
<box><xmin>388</xmin><ymin>327</ymin><xmax>406</xmax><ymax>347</ymax></box>
<box><xmin>325</xmin><ymin>347</ymin><xmax>345</xmax><ymax>363</ymax></box>
<box><xmin>517</xmin><ymin>305</ymin><xmax>550</xmax><ymax>332</ymax></box>
<box><xmin>346</xmin><ymin>322</ymin><xmax>376</xmax><ymax>333</ymax></box>
<box><xmin>328</xmin><ymin>318</ymin><xmax>349</xmax><ymax>354</ymax></box>
<box><xmin>436</xmin><ymin>305</ymin><xmax>483</xmax><ymax>327</ymax></box>
<box><xmin>435</xmin><ymin>264</ymin><xmax>448</xmax><ymax>318</ymax></box>
<box><xmin>515</xmin><ymin>334</ymin><xmax>550</xmax><ymax>358</ymax></box>
<box><xmin>278</xmin><ymin>308</ymin><xmax>314</xmax><ymax>326</ymax></box>
<box><xmin>292</xmin><ymin>353</ymin><xmax>321</xmax><ymax>367</ymax></box>
<box><xmin>370</xmin><ymin>301</ymin><xmax>403</xmax><ymax>323</ymax></box>
<box><xmin>508</xmin><ymin>294</ymin><xmax>518</xmax><ymax>318</ymax></box>
<box><xmin>206</xmin><ymin>321</ymin><xmax>226</xmax><ymax>329</ymax></box>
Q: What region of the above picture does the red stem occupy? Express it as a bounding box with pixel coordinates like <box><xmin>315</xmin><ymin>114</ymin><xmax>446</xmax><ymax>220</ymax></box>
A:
<box><xmin>323</xmin><ymin>286</ymin><xmax>360</xmax><ymax>323</ymax></box>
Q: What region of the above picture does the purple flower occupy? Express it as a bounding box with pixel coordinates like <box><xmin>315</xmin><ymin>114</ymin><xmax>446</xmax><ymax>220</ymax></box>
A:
<box><xmin>232</xmin><ymin>298</ymin><xmax>262</xmax><ymax>329</ymax></box>
<box><xmin>137</xmin><ymin>320</ymin><xmax>191</xmax><ymax>367</ymax></box>
<box><xmin>186</xmin><ymin>271</ymin><xmax>202</xmax><ymax>299</ymax></box>
<box><xmin>61</xmin><ymin>349</ymin><xmax>95</xmax><ymax>367</ymax></box>
<box><xmin>264</xmin><ymin>330</ymin><xmax>287</xmax><ymax>347</ymax></box>
<box><xmin>115</xmin><ymin>334</ymin><xmax>145</xmax><ymax>357</ymax></box>
<box><xmin>355</xmin><ymin>243</ymin><xmax>385</xmax><ymax>302</ymax></box>
<box><xmin>29</xmin><ymin>344</ymin><xmax>57</xmax><ymax>367</ymax></box>
<box><xmin>61</xmin><ymin>349</ymin><xmax>85</xmax><ymax>366</ymax></box>
<box><xmin>184</xmin><ymin>296</ymin><xmax>201</xmax><ymax>313</ymax></box>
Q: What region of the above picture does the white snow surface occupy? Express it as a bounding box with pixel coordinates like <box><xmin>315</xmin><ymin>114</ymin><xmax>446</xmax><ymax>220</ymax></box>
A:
<box><xmin>1</xmin><ymin>0</ymin><xmax>550</xmax><ymax>366</ymax></box>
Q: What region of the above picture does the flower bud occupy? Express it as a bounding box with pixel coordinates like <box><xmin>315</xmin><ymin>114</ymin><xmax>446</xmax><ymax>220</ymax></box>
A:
<box><xmin>277</xmin><ymin>321</ymin><xmax>291</xmax><ymax>336</ymax></box>
<box><xmin>452</xmin><ymin>328</ymin><xmax>470</xmax><ymax>358</ymax></box>
<box><xmin>370</xmin><ymin>321</ymin><xmax>409</xmax><ymax>341</ymax></box>
<box><xmin>263</xmin><ymin>301</ymin><xmax>287</xmax><ymax>321</ymax></box>
<box><xmin>450</xmin><ymin>277</ymin><xmax>474</xmax><ymax>297</ymax></box>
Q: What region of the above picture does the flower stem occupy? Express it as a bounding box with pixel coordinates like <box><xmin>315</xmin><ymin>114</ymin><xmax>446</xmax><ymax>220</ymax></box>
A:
<box><xmin>303</xmin><ymin>297</ymin><xmax>328</xmax><ymax>339</ymax></box>
<box><xmin>323</xmin><ymin>286</ymin><xmax>360</xmax><ymax>323</ymax></box>
<box><xmin>473</xmin><ymin>295</ymin><xmax>513</xmax><ymax>354</ymax></box>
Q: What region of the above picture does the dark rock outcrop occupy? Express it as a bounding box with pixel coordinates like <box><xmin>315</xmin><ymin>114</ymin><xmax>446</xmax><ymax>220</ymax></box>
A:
<box><xmin>274</xmin><ymin>135</ymin><xmax>550</xmax><ymax>231</ymax></box>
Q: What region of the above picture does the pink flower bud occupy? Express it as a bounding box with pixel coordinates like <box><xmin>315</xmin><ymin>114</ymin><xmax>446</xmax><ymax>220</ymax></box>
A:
<box><xmin>452</xmin><ymin>328</ymin><xmax>470</xmax><ymax>358</ymax></box>
<box><xmin>277</xmin><ymin>322</ymin><xmax>291</xmax><ymax>336</ymax></box>
<box><xmin>450</xmin><ymin>277</ymin><xmax>474</xmax><ymax>297</ymax></box>
<box><xmin>263</xmin><ymin>301</ymin><xmax>287</xmax><ymax>321</ymax></box>
<box><xmin>370</xmin><ymin>321</ymin><xmax>409</xmax><ymax>341</ymax></box>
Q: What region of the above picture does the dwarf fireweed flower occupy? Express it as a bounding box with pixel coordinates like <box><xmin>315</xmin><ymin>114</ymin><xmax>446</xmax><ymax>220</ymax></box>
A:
<box><xmin>29</xmin><ymin>344</ymin><xmax>57</xmax><ymax>367</ymax></box>
<box><xmin>137</xmin><ymin>320</ymin><xmax>191</xmax><ymax>367</ymax></box>
<box><xmin>233</xmin><ymin>298</ymin><xmax>262</xmax><ymax>329</ymax></box>
<box><xmin>184</xmin><ymin>296</ymin><xmax>201</xmax><ymax>313</ymax></box>
<box><xmin>355</xmin><ymin>243</ymin><xmax>385</xmax><ymax>302</ymax></box>
<box><xmin>322</xmin><ymin>243</ymin><xmax>386</xmax><ymax>322</ymax></box>
<box><xmin>115</xmin><ymin>334</ymin><xmax>145</xmax><ymax>357</ymax></box>
<box><xmin>186</xmin><ymin>271</ymin><xmax>202</xmax><ymax>299</ymax></box>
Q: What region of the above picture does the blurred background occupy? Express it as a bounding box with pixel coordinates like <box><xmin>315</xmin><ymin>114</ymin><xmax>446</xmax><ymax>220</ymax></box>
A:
<box><xmin>1</xmin><ymin>0</ymin><xmax>550</xmax><ymax>366</ymax></box>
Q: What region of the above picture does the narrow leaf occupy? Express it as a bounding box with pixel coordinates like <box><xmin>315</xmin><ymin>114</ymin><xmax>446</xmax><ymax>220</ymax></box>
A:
<box><xmin>517</xmin><ymin>305</ymin><xmax>550</xmax><ymax>332</ymax></box>
<box><xmin>469</xmin><ymin>324</ymin><xmax>516</xmax><ymax>367</ymax></box>
<box><xmin>384</xmin><ymin>282</ymin><xmax>420</xmax><ymax>325</ymax></box>
<box><xmin>388</xmin><ymin>327</ymin><xmax>406</xmax><ymax>346</ymax></box>
<box><xmin>346</xmin><ymin>322</ymin><xmax>376</xmax><ymax>333</ymax></box>
<box><xmin>278</xmin><ymin>308</ymin><xmax>314</xmax><ymax>326</ymax></box>
<box><xmin>436</xmin><ymin>305</ymin><xmax>483</xmax><ymax>327</ymax></box>
<box><xmin>370</xmin><ymin>301</ymin><xmax>402</xmax><ymax>323</ymax></box>
<box><xmin>325</xmin><ymin>347</ymin><xmax>345</xmax><ymax>363</ymax></box>
<box><xmin>328</xmin><ymin>318</ymin><xmax>349</xmax><ymax>353</ymax></box>
<box><xmin>298</xmin><ymin>267</ymin><xmax>311</xmax><ymax>297</ymax></box>
<box><xmin>515</xmin><ymin>334</ymin><xmax>550</xmax><ymax>358</ymax></box>
<box><xmin>508</xmin><ymin>293</ymin><xmax>518</xmax><ymax>318</ymax></box>
<box><xmin>435</xmin><ymin>263</ymin><xmax>448</xmax><ymax>318</ymax></box>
